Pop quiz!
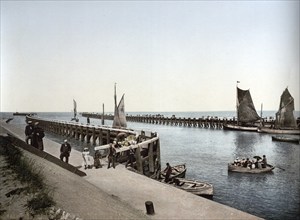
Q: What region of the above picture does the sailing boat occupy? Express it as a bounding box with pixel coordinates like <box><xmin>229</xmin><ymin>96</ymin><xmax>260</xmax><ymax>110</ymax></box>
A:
<box><xmin>258</xmin><ymin>88</ymin><xmax>300</xmax><ymax>135</ymax></box>
<box><xmin>112</xmin><ymin>84</ymin><xmax>127</xmax><ymax>128</ymax></box>
<box><xmin>71</xmin><ymin>99</ymin><xmax>79</xmax><ymax>122</ymax></box>
<box><xmin>223</xmin><ymin>85</ymin><xmax>260</xmax><ymax>132</ymax></box>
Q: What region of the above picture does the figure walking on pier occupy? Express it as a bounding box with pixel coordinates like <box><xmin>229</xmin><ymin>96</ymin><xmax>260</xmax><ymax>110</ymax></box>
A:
<box><xmin>107</xmin><ymin>143</ymin><xmax>116</xmax><ymax>169</ymax></box>
<box><xmin>25</xmin><ymin>121</ymin><xmax>33</xmax><ymax>145</ymax></box>
<box><xmin>164</xmin><ymin>163</ymin><xmax>172</xmax><ymax>183</ymax></box>
<box><xmin>60</xmin><ymin>139</ymin><xmax>72</xmax><ymax>164</ymax></box>
<box><xmin>32</xmin><ymin>122</ymin><xmax>45</xmax><ymax>151</ymax></box>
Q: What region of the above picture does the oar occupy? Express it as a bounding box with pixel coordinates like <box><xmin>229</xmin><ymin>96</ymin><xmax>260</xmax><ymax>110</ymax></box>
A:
<box><xmin>276</xmin><ymin>166</ymin><xmax>285</xmax><ymax>171</ymax></box>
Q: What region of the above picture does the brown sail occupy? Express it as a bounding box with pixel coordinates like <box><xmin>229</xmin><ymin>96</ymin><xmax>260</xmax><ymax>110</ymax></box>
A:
<box><xmin>275</xmin><ymin>88</ymin><xmax>297</xmax><ymax>129</ymax></box>
<box><xmin>237</xmin><ymin>87</ymin><xmax>260</xmax><ymax>123</ymax></box>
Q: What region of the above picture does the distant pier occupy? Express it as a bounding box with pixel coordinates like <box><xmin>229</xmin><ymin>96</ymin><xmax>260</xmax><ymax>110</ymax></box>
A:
<box><xmin>81</xmin><ymin>112</ymin><xmax>277</xmax><ymax>129</ymax></box>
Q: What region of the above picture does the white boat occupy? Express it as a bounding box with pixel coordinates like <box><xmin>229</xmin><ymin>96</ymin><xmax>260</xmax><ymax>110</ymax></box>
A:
<box><xmin>228</xmin><ymin>163</ymin><xmax>275</xmax><ymax>173</ymax></box>
<box><xmin>171</xmin><ymin>178</ymin><xmax>213</xmax><ymax>198</ymax></box>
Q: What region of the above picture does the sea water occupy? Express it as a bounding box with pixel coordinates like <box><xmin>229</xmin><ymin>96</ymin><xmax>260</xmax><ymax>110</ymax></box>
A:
<box><xmin>1</xmin><ymin>111</ymin><xmax>300</xmax><ymax>220</ymax></box>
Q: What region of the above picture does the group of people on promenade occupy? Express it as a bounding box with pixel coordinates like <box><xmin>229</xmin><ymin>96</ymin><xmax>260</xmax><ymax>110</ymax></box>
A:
<box><xmin>233</xmin><ymin>155</ymin><xmax>267</xmax><ymax>169</ymax></box>
<box><xmin>25</xmin><ymin>121</ymin><xmax>45</xmax><ymax>150</ymax></box>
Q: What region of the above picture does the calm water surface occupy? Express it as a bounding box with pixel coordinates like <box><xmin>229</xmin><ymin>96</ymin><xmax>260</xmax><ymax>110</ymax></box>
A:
<box><xmin>2</xmin><ymin>111</ymin><xmax>299</xmax><ymax>220</ymax></box>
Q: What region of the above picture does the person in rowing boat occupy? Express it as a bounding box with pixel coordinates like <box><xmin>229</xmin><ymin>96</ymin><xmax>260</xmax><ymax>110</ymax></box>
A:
<box><xmin>243</xmin><ymin>158</ymin><xmax>250</xmax><ymax>168</ymax></box>
<box><xmin>261</xmin><ymin>155</ymin><xmax>267</xmax><ymax>168</ymax></box>
<box><xmin>164</xmin><ymin>163</ymin><xmax>172</xmax><ymax>183</ymax></box>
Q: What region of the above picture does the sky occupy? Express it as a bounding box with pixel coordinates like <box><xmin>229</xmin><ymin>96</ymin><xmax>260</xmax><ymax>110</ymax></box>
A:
<box><xmin>1</xmin><ymin>1</ymin><xmax>299</xmax><ymax>113</ymax></box>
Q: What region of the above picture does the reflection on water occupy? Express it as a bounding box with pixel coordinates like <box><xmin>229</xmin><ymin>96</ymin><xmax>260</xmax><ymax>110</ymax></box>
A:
<box><xmin>1</xmin><ymin>112</ymin><xmax>299</xmax><ymax>219</ymax></box>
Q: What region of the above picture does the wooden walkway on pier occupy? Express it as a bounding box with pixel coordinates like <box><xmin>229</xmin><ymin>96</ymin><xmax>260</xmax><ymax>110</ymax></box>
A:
<box><xmin>82</xmin><ymin>112</ymin><xmax>276</xmax><ymax>129</ymax></box>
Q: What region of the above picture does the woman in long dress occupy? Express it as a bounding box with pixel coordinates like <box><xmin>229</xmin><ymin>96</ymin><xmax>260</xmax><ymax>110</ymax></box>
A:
<box><xmin>82</xmin><ymin>147</ymin><xmax>93</xmax><ymax>169</ymax></box>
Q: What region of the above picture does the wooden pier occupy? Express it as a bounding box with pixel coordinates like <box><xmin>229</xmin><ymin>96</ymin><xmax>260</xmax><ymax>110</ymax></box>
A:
<box><xmin>81</xmin><ymin>112</ymin><xmax>277</xmax><ymax>129</ymax></box>
<box><xmin>26</xmin><ymin>116</ymin><xmax>161</xmax><ymax>176</ymax></box>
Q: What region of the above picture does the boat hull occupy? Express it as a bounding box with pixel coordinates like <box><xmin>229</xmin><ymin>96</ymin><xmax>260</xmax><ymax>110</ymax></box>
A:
<box><xmin>223</xmin><ymin>124</ymin><xmax>258</xmax><ymax>132</ymax></box>
<box><xmin>258</xmin><ymin>127</ymin><xmax>300</xmax><ymax>135</ymax></box>
<box><xmin>228</xmin><ymin>163</ymin><xmax>274</xmax><ymax>173</ymax></box>
<box><xmin>173</xmin><ymin>178</ymin><xmax>213</xmax><ymax>198</ymax></box>
<box><xmin>272</xmin><ymin>136</ymin><xmax>300</xmax><ymax>144</ymax></box>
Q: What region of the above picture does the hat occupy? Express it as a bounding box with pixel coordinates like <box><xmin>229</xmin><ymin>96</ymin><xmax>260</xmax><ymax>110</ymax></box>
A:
<box><xmin>28</xmin><ymin>121</ymin><xmax>32</xmax><ymax>124</ymax></box>
<box><xmin>64</xmin><ymin>139</ymin><xmax>68</xmax><ymax>143</ymax></box>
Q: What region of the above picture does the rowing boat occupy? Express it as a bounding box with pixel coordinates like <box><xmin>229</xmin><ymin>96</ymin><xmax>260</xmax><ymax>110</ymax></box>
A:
<box><xmin>272</xmin><ymin>136</ymin><xmax>300</xmax><ymax>144</ymax></box>
<box><xmin>228</xmin><ymin>163</ymin><xmax>274</xmax><ymax>173</ymax></box>
<box><xmin>160</xmin><ymin>164</ymin><xmax>186</xmax><ymax>180</ymax></box>
<box><xmin>171</xmin><ymin>178</ymin><xmax>213</xmax><ymax>198</ymax></box>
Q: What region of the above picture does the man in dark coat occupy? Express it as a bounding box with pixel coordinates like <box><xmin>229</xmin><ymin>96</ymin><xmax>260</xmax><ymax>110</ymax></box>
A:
<box><xmin>60</xmin><ymin>139</ymin><xmax>71</xmax><ymax>163</ymax></box>
<box><xmin>25</xmin><ymin>121</ymin><xmax>34</xmax><ymax>145</ymax></box>
<box><xmin>107</xmin><ymin>143</ymin><xmax>116</xmax><ymax>169</ymax></box>
<box><xmin>125</xmin><ymin>146</ymin><xmax>135</xmax><ymax>168</ymax></box>
<box><xmin>164</xmin><ymin>163</ymin><xmax>172</xmax><ymax>183</ymax></box>
<box><xmin>32</xmin><ymin>122</ymin><xmax>45</xmax><ymax>150</ymax></box>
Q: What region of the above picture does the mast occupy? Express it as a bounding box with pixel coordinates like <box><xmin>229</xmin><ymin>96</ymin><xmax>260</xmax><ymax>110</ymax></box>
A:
<box><xmin>236</xmin><ymin>81</ymin><xmax>240</xmax><ymax>125</ymax></box>
<box><xmin>260</xmin><ymin>103</ymin><xmax>263</xmax><ymax>126</ymax></box>
<box><xmin>101</xmin><ymin>103</ymin><xmax>104</xmax><ymax>125</ymax></box>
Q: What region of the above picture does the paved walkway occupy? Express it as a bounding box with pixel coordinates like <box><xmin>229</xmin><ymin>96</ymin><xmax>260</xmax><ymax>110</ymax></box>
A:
<box><xmin>0</xmin><ymin>120</ymin><xmax>262</xmax><ymax>219</ymax></box>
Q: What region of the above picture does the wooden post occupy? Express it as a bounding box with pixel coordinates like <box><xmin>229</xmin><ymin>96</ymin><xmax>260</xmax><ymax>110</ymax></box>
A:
<box><xmin>99</xmin><ymin>129</ymin><xmax>103</xmax><ymax>145</ymax></box>
<box><xmin>102</xmin><ymin>103</ymin><xmax>105</xmax><ymax>125</ymax></box>
<box><xmin>106</xmin><ymin>130</ymin><xmax>110</xmax><ymax>144</ymax></box>
<box><xmin>92</xmin><ymin>127</ymin><xmax>96</xmax><ymax>145</ymax></box>
<box><xmin>135</xmin><ymin>146</ymin><xmax>143</xmax><ymax>174</ymax></box>
<box><xmin>148</xmin><ymin>142</ymin><xmax>154</xmax><ymax>173</ymax></box>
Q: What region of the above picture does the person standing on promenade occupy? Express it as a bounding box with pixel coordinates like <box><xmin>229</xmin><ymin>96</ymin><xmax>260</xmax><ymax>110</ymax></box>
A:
<box><xmin>164</xmin><ymin>163</ymin><xmax>172</xmax><ymax>183</ymax></box>
<box><xmin>25</xmin><ymin>121</ymin><xmax>33</xmax><ymax>145</ymax></box>
<box><xmin>82</xmin><ymin>147</ymin><xmax>93</xmax><ymax>169</ymax></box>
<box><xmin>125</xmin><ymin>146</ymin><xmax>135</xmax><ymax>168</ymax></box>
<box><xmin>107</xmin><ymin>143</ymin><xmax>116</xmax><ymax>169</ymax></box>
<box><xmin>60</xmin><ymin>139</ymin><xmax>71</xmax><ymax>164</ymax></box>
<box><xmin>32</xmin><ymin>122</ymin><xmax>45</xmax><ymax>150</ymax></box>
<box><xmin>94</xmin><ymin>150</ymin><xmax>102</xmax><ymax>169</ymax></box>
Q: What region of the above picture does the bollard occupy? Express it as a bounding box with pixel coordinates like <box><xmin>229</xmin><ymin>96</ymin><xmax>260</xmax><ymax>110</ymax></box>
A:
<box><xmin>145</xmin><ymin>201</ymin><xmax>155</xmax><ymax>215</ymax></box>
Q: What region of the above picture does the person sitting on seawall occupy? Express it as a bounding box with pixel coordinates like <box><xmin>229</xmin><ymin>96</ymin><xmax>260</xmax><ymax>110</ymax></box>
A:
<box><xmin>60</xmin><ymin>139</ymin><xmax>71</xmax><ymax>164</ymax></box>
<box><xmin>261</xmin><ymin>155</ymin><xmax>267</xmax><ymax>168</ymax></box>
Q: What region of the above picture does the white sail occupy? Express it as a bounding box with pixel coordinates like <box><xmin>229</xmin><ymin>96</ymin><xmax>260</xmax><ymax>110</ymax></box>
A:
<box><xmin>112</xmin><ymin>84</ymin><xmax>127</xmax><ymax>128</ymax></box>
<box><xmin>71</xmin><ymin>99</ymin><xmax>79</xmax><ymax>122</ymax></box>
